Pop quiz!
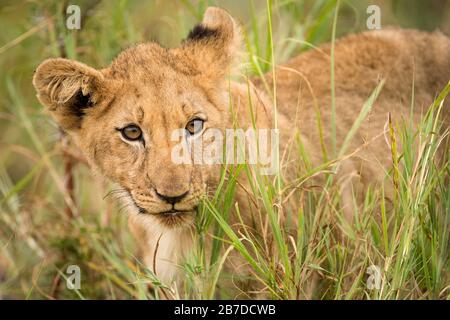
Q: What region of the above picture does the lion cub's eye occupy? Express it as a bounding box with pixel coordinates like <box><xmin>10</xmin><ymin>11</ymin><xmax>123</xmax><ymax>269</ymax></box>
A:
<box><xmin>186</xmin><ymin>118</ymin><xmax>204</xmax><ymax>136</ymax></box>
<box><xmin>120</xmin><ymin>124</ymin><xmax>142</xmax><ymax>141</ymax></box>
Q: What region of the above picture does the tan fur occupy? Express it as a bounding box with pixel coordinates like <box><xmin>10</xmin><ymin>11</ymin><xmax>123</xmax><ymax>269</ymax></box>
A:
<box><xmin>33</xmin><ymin>7</ymin><xmax>450</xmax><ymax>288</ymax></box>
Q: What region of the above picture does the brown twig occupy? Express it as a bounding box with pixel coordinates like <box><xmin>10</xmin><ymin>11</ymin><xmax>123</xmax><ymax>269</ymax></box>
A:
<box><xmin>50</xmin><ymin>273</ymin><xmax>62</xmax><ymax>299</ymax></box>
<box><xmin>152</xmin><ymin>233</ymin><xmax>171</xmax><ymax>300</ymax></box>
<box><xmin>61</xmin><ymin>134</ymin><xmax>76</xmax><ymax>218</ymax></box>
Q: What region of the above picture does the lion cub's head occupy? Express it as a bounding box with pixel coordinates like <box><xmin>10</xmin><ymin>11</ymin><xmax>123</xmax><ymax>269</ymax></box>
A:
<box><xmin>33</xmin><ymin>7</ymin><xmax>241</xmax><ymax>228</ymax></box>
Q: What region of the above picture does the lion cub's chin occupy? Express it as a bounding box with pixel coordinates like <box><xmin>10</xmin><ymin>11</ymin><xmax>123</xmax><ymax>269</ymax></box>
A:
<box><xmin>137</xmin><ymin>209</ymin><xmax>197</xmax><ymax>229</ymax></box>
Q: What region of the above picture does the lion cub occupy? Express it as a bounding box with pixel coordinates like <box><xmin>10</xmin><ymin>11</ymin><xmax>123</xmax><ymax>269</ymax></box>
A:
<box><xmin>33</xmin><ymin>7</ymin><xmax>449</xmax><ymax>287</ymax></box>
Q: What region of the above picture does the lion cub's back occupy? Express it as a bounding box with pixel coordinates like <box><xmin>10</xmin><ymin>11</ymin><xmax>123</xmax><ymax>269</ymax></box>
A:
<box><xmin>271</xmin><ymin>28</ymin><xmax>449</xmax><ymax>115</ymax></box>
<box><xmin>267</xmin><ymin>29</ymin><xmax>449</xmax><ymax>148</ymax></box>
<box><xmin>260</xmin><ymin>29</ymin><xmax>449</xmax><ymax>200</ymax></box>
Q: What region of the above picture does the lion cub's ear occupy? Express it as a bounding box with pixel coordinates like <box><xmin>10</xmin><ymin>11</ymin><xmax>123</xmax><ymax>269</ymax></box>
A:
<box><xmin>32</xmin><ymin>58</ymin><xmax>104</xmax><ymax>131</ymax></box>
<box><xmin>181</xmin><ymin>7</ymin><xmax>242</xmax><ymax>82</ymax></box>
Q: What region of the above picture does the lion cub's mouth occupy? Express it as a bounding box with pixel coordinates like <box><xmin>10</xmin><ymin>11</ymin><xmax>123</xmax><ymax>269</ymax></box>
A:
<box><xmin>158</xmin><ymin>208</ymin><xmax>194</xmax><ymax>217</ymax></box>
<box><xmin>126</xmin><ymin>189</ymin><xmax>197</xmax><ymax>226</ymax></box>
<box><xmin>126</xmin><ymin>190</ymin><xmax>194</xmax><ymax>216</ymax></box>
<box><xmin>136</xmin><ymin>206</ymin><xmax>194</xmax><ymax>217</ymax></box>
<box><xmin>153</xmin><ymin>208</ymin><xmax>197</xmax><ymax>227</ymax></box>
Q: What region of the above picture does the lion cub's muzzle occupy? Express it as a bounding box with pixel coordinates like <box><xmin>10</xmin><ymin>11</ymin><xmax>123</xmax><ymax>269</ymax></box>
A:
<box><xmin>153</xmin><ymin>189</ymin><xmax>195</xmax><ymax>216</ymax></box>
<box><xmin>155</xmin><ymin>189</ymin><xmax>188</xmax><ymax>206</ymax></box>
<box><xmin>128</xmin><ymin>186</ymin><xmax>200</xmax><ymax>222</ymax></box>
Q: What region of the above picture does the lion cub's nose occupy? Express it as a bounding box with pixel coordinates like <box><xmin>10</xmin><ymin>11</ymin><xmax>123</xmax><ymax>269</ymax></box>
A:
<box><xmin>155</xmin><ymin>190</ymin><xmax>188</xmax><ymax>205</ymax></box>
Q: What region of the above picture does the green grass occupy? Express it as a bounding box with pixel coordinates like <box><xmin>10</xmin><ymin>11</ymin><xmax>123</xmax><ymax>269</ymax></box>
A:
<box><xmin>0</xmin><ymin>0</ymin><xmax>449</xmax><ymax>299</ymax></box>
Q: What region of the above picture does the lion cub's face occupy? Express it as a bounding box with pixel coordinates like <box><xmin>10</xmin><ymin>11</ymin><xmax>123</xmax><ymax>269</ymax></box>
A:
<box><xmin>33</xmin><ymin>8</ymin><xmax>240</xmax><ymax>227</ymax></box>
